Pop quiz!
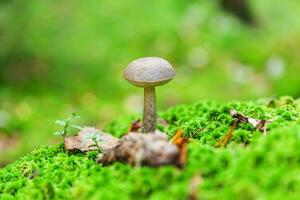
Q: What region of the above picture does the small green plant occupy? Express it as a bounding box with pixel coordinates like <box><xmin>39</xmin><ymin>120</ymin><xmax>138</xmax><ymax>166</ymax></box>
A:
<box><xmin>88</xmin><ymin>132</ymin><xmax>102</xmax><ymax>153</ymax></box>
<box><xmin>54</xmin><ymin>113</ymin><xmax>82</xmax><ymax>137</ymax></box>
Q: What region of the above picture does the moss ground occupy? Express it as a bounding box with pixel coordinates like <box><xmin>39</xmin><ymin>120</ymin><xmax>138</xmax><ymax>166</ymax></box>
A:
<box><xmin>1</xmin><ymin>97</ymin><xmax>300</xmax><ymax>200</ymax></box>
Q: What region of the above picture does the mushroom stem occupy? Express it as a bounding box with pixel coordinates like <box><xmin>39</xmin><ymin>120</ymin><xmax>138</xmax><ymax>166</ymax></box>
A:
<box><xmin>143</xmin><ymin>87</ymin><xmax>156</xmax><ymax>133</ymax></box>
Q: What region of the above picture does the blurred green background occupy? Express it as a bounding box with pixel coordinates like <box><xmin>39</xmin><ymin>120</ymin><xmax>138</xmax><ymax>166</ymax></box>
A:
<box><xmin>0</xmin><ymin>0</ymin><xmax>300</xmax><ymax>165</ymax></box>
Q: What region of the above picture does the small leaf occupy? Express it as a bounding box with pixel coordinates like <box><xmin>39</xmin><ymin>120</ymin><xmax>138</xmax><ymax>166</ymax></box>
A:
<box><xmin>54</xmin><ymin>131</ymin><xmax>64</xmax><ymax>136</ymax></box>
<box><xmin>55</xmin><ymin>120</ymin><xmax>66</xmax><ymax>126</ymax></box>
<box><xmin>70</xmin><ymin>125</ymin><xmax>83</xmax><ymax>130</ymax></box>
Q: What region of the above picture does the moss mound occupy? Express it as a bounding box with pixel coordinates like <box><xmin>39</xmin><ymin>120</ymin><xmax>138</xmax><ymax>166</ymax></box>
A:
<box><xmin>1</xmin><ymin>98</ymin><xmax>300</xmax><ymax>199</ymax></box>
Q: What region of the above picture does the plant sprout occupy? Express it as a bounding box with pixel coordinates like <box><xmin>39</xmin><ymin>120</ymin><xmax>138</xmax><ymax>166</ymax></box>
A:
<box><xmin>54</xmin><ymin>113</ymin><xmax>82</xmax><ymax>137</ymax></box>
<box><xmin>88</xmin><ymin>131</ymin><xmax>102</xmax><ymax>153</ymax></box>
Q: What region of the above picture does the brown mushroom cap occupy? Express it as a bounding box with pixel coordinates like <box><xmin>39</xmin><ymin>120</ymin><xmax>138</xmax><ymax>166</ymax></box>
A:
<box><xmin>123</xmin><ymin>57</ymin><xmax>175</xmax><ymax>87</ymax></box>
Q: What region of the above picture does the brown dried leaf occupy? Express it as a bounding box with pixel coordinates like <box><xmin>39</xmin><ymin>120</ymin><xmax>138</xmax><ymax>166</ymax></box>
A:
<box><xmin>215</xmin><ymin>119</ymin><xmax>239</xmax><ymax>148</ymax></box>
<box><xmin>215</xmin><ymin>109</ymin><xmax>272</xmax><ymax>148</ymax></box>
<box><xmin>171</xmin><ymin>129</ymin><xmax>189</xmax><ymax>168</ymax></box>
<box><xmin>64</xmin><ymin>127</ymin><xmax>120</xmax><ymax>152</ymax></box>
<box><xmin>97</xmin><ymin>130</ymin><xmax>181</xmax><ymax>167</ymax></box>
<box><xmin>128</xmin><ymin>119</ymin><xmax>142</xmax><ymax>133</ymax></box>
<box><xmin>230</xmin><ymin>109</ymin><xmax>272</xmax><ymax>134</ymax></box>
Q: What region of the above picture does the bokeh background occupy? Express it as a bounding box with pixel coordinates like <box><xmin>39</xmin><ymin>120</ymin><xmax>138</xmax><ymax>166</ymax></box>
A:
<box><xmin>0</xmin><ymin>0</ymin><xmax>300</xmax><ymax>165</ymax></box>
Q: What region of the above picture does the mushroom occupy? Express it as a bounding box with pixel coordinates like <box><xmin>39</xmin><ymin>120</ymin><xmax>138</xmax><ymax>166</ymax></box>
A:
<box><xmin>123</xmin><ymin>57</ymin><xmax>175</xmax><ymax>133</ymax></box>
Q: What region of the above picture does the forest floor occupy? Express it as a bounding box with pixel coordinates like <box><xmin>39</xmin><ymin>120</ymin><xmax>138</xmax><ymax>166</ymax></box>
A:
<box><xmin>1</xmin><ymin>97</ymin><xmax>300</xmax><ymax>199</ymax></box>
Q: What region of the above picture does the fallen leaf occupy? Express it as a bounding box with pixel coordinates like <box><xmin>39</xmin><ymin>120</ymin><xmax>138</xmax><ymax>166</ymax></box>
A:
<box><xmin>65</xmin><ymin>127</ymin><xmax>184</xmax><ymax>168</ymax></box>
<box><xmin>97</xmin><ymin>130</ymin><xmax>181</xmax><ymax>167</ymax></box>
<box><xmin>215</xmin><ymin>109</ymin><xmax>272</xmax><ymax>148</ymax></box>
<box><xmin>128</xmin><ymin>119</ymin><xmax>142</xmax><ymax>133</ymax></box>
<box><xmin>214</xmin><ymin>119</ymin><xmax>239</xmax><ymax>148</ymax></box>
<box><xmin>230</xmin><ymin>109</ymin><xmax>272</xmax><ymax>135</ymax></box>
<box><xmin>171</xmin><ymin>129</ymin><xmax>189</xmax><ymax>168</ymax></box>
<box><xmin>64</xmin><ymin>127</ymin><xmax>120</xmax><ymax>152</ymax></box>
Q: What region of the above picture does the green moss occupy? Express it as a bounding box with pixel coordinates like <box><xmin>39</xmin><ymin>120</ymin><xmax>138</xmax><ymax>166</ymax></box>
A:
<box><xmin>1</xmin><ymin>98</ymin><xmax>300</xmax><ymax>199</ymax></box>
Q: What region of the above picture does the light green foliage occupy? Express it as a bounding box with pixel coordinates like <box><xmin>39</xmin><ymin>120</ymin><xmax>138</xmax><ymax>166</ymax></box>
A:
<box><xmin>54</xmin><ymin>113</ymin><xmax>82</xmax><ymax>137</ymax></box>
<box><xmin>1</xmin><ymin>99</ymin><xmax>299</xmax><ymax>199</ymax></box>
